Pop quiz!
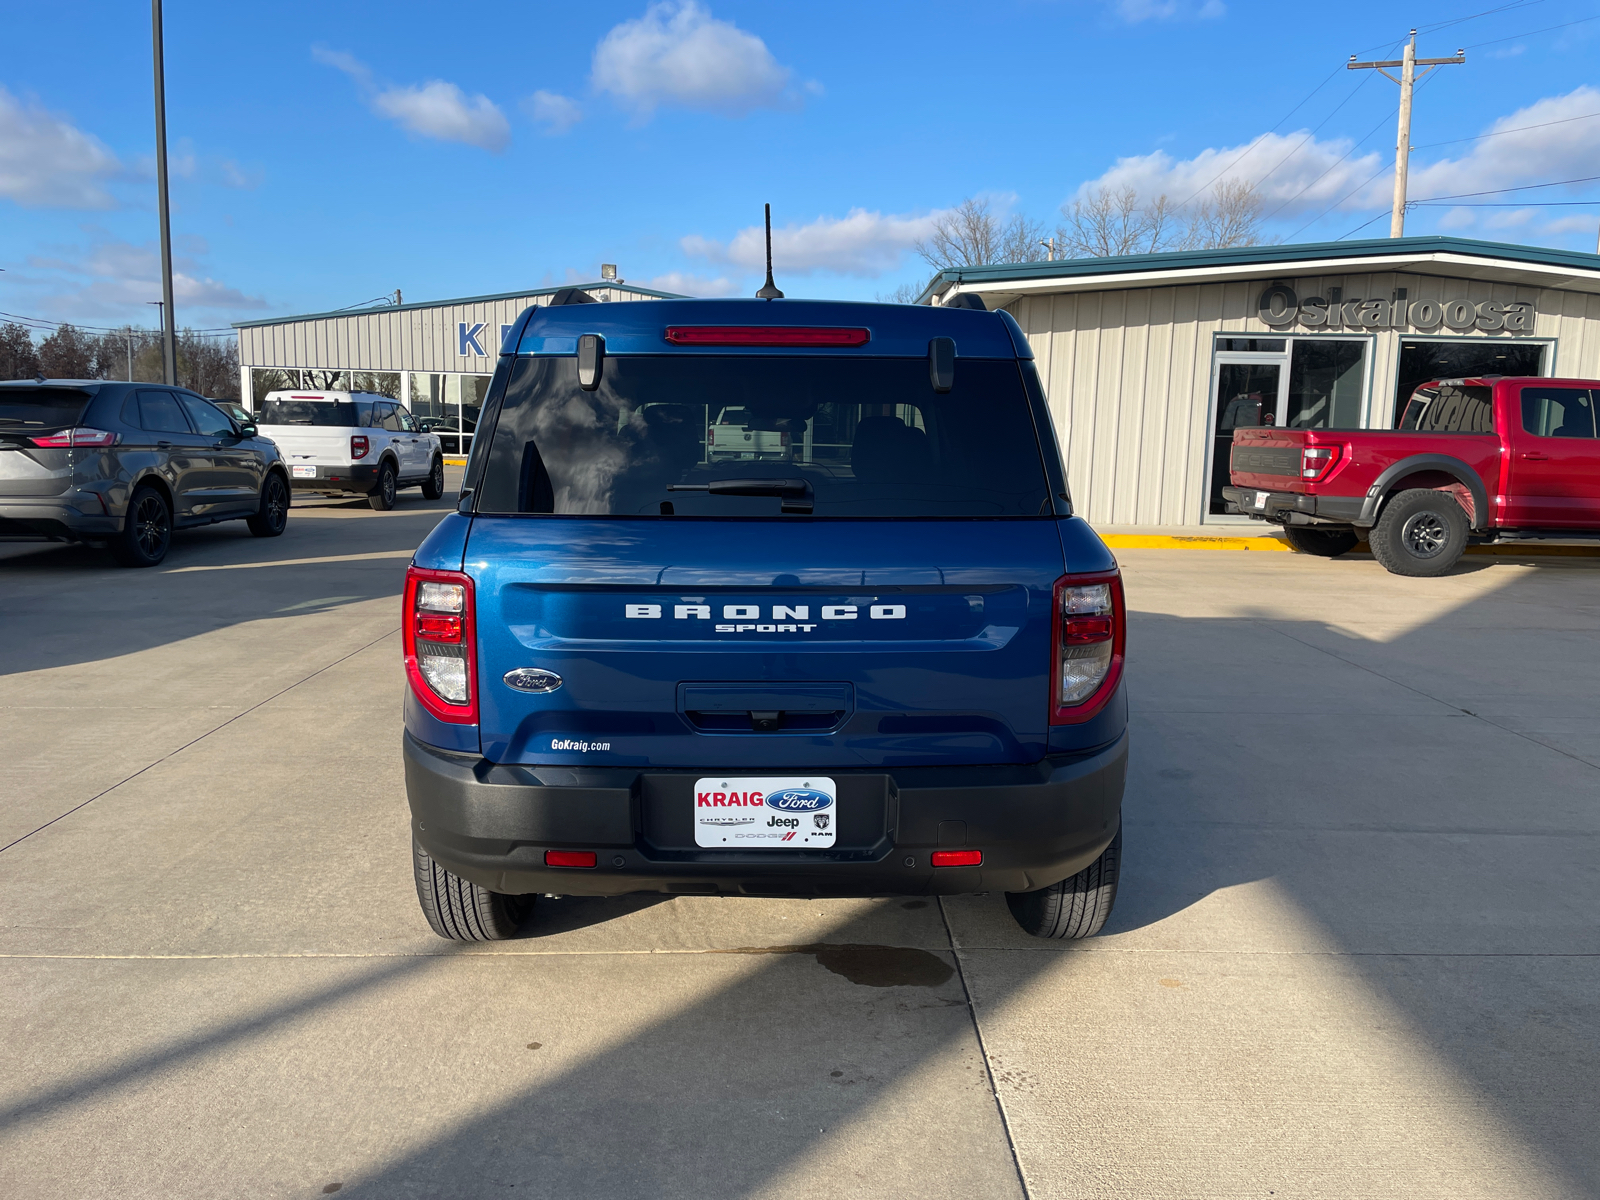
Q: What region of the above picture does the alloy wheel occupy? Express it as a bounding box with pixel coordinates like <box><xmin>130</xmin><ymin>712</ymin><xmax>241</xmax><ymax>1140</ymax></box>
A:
<box><xmin>265</xmin><ymin>478</ymin><xmax>287</xmax><ymax>528</ymax></box>
<box><xmin>134</xmin><ymin>495</ymin><xmax>170</xmax><ymax>558</ymax></box>
<box><xmin>1401</xmin><ymin>511</ymin><xmax>1448</xmax><ymax>558</ymax></box>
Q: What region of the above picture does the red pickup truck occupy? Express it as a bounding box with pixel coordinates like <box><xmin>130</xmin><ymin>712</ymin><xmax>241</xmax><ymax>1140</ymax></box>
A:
<box><xmin>1224</xmin><ymin>376</ymin><xmax>1600</xmax><ymax>576</ymax></box>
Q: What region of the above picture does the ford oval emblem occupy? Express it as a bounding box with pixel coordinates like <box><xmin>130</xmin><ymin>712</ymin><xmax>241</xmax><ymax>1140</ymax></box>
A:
<box><xmin>503</xmin><ymin>667</ymin><xmax>562</xmax><ymax>693</ymax></box>
<box><xmin>766</xmin><ymin>788</ymin><xmax>831</xmax><ymax>812</ymax></box>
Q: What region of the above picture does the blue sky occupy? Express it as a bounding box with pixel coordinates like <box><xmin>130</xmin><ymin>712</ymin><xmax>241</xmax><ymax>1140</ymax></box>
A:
<box><xmin>4</xmin><ymin>0</ymin><xmax>1600</xmax><ymax>331</ymax></box>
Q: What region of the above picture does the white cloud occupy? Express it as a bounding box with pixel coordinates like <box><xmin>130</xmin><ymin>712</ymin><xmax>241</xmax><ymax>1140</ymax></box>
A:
<box><xmin>1542</xmin><ymin>213</ymin><xmax>1600</xmax><ymax>235</ymax></box>
<box><xmin>314</xmin><ymin>46</ymin><xmax>510</xmax><ymax>152</ymax></box>
<box><xmin>592</xmin><ymin>1</ymin><xmax>802</xmax><ymax>118</ymax></box>
<box><xmin>1070</xmin><ymin>132</ymin><xmax>1389</xmax><ymax>218</ymax></box>
<box><xmin>523</xmin><ymin>90</ymin><xmax>583</xmax><ymax>135</ymax></box>
<box><xmin>683</xmin><ymin>207</ymin><xmax>947</xmax><ymax>278</ymax></box>
<box><xmin>0</xmin><ymin>86</ymin><xmax>121</xmax><ymax>209</ymax></box>
<box><xmin>1406</xmin><ymin>87</ymin><xmax>1600</xmax><ymax>203</ymax></box>
<box><xmin>638</xmin><ymin>271</ymin><xmax>735</xmax><ymax>297</ymax></box>
<box><xmin>9</xmin><ymin>231</ymin><xmax>265</xmax><ymax>322</ymax></box>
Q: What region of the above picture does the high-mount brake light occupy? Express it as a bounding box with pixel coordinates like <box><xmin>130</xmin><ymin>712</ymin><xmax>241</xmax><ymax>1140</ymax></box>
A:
<box><xmin>351</xmin><ymin>435</ymin><xmax>370</xmax><ymax>460</ymax></box>
<box><xmin>1301</xmin><ymin>445</ymin><xmax>1341</xmax><ymax>480</ymax></box>
<box><xmin>1050</xmin><ymin>569</ymin><xmax>1125</xmax><ymax>725</ymax></box>
<box><xmin>664</xmin><ymin>326</ymin><xmax>871</xmax><ymax>347</ymax></box>
<box><xmin>29</xmin><ymin>427</ymin><xmax>117</xmax><ymax>448</ymax></box>
<box><xmin>403</xmin><ymin>567</ymin><xmax>477</xmax><ymax>723</ymax></box>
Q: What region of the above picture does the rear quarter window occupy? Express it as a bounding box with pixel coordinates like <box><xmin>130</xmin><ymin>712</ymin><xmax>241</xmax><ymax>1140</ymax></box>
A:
<box><xmin>1399</xmin><ymin>385</ymin><xmax>1494</xmax><ymax>432</ymax></box>
<box><xmin>475</xmin><ymin>355</ymin><xmax>1052</xmax><ymax>518</ymax></box>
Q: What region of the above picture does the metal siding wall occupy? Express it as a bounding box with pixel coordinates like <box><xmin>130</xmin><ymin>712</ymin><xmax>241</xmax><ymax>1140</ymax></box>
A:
<box><xmin>1007</xmin><ymin>269</ymin><xmax>1597</xmax><ymax>526</ymax></box>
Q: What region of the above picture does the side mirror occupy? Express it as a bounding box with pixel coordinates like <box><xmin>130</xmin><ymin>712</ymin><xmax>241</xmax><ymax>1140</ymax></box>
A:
<box><xmin>238</xmin><ymin>421</ymin><xmax>258</xmax><ymax>437</ymax></box>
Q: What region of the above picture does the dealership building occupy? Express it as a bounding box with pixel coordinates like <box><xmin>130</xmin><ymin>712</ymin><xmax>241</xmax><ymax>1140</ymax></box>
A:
<box><xmin>232</xmin><ymin>279</ymin><xmax>681</xmax><ymax>454</ymax></box>
<box><xmin>920</xmin><ymin>236</ymin><xmax>1600</xmax><ymax>527</ymax></box>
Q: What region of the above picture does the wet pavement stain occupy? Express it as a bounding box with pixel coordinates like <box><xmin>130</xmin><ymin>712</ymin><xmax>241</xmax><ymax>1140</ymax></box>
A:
<box><xmin>714</xmin><ymin>943</ymin><xmax>955</xmax><ymax>988</ymax></box>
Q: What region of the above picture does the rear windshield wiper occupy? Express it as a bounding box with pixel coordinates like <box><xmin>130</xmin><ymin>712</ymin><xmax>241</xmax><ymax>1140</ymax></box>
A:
<box><xmin>669</xmin><ymin>477</ymin><xmax>813</xmax><ymax>514</ymax></box>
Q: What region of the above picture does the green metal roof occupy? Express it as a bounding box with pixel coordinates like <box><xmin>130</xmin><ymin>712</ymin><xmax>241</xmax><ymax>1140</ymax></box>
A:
<box><xmin>231</xmin><ymin>280</ymin><xmax>687</xmax><ymax>329</ymax></box>
<box><xmin>914</xmin><ymin>236</ymin><xmax>1600</xmax><ymax>304</ymax></box>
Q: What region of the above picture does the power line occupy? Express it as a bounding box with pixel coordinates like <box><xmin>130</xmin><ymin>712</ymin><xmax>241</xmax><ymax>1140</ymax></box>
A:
<box><xmin>1419</xmin><ymin>0</ymin><xmax>1550</xmax><ymax>35</ymax></box>
<box><xmin>0</xmin><ymin>309</ymin><xmax>236</xmax><ymax>337</ymax></box>
<box><xmin>1412</xmin><ymin>199</ymin><xmax>1600</xmax><ymax>205</ymax></box>
<box><xmin>1411</xmin><ymin>108</ymin><xmax>1600</xmax><ymax>149</ymax></box>
<box><xmin>1465</xmin><ymin>11</ymin><xmax>1600</xmax><ymax>47</ymax></box>
<box><xmin>1261</xmin><ymin>104</ymin><xmax>1398</xmax><ymax>223</ymax></box>
<box><xmin>1411</xmin><ymin>174</ymin><xmax>1600</xmax><ymax>200</ymax></box>
<box><xmin>1335</xmin><ymin>210</ymin><xmax>1395</xmax><ymax>240</ymax></box>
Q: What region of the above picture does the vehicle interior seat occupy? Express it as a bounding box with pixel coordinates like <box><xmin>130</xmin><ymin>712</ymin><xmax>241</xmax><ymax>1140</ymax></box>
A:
<box><xmin>850</xmin><ymin>415</ymin><xmax>932</xmax><ymax>484</ymax></box>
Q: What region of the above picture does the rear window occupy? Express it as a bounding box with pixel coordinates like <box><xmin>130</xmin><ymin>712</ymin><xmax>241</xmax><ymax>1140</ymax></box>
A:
<box><xmin>259</xmin><ymin>399</ymin><xmax>357</xmax><ymax>426</ymax></box>
<box><xmin>0</xmin><ymin>388</ymin><xmax>92</xmax><ymax>430</ymax></box>
<box><xmin>476</xmin><ymin>355</ymin><xmax>1051</xmax><ymax>517</ymax></box>
<box><xmin>1398</xmin><ymin>384</ymin><xmax>1494</xmax><ymax>432</ymax></box>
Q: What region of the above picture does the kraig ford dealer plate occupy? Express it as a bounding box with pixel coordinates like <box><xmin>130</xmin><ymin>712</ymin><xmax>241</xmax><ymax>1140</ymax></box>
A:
<box><xmin>694</xmin><ymin>777</ymin><xmax>837</xmax><ymax>848</ymax></box>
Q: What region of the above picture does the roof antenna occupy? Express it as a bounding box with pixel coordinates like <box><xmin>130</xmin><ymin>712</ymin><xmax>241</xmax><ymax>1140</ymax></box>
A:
<box><xmin>755</xmin><ymin>203</ymin><xmax>784</xmax><ymax>299</ymax></box>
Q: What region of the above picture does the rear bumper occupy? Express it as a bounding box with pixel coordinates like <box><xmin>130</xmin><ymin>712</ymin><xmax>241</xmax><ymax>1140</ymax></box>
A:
<box><xmin>0</xmin><ymin>497</ymin><xmax>120</xmax><ymax>540</ymax></box>
<box><xmin>1222</xmin><ymin>486</ymin><xmax>1366</xmax><ymax>526</ymax></box>
<box><xmin>404</xmin><ymin>728</ymin><xmax>1128</xmax><ymax>898</ymax></box>
<box><xmin>286</xmin><ymin>463</ymin><xmax>378</xmax><ymax>492</ymax></box>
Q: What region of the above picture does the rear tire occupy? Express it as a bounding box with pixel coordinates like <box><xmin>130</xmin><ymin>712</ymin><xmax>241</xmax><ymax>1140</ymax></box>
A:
<box><xmin>110</xmin><ymin>485</ymin><xmax>172</xmax><ymax>567</ymax></box>
<box><xmin>1005</xmin><ymin>825</ymin><xmax>1121</xmax><ymax>940</ymax></box>
<box><xmin>247</xmin><ymin>472</ymin><xmax>289</xmax><ymax>537</ymax></box>
<box><xmin>1283</xmin><ymin>526</ymin><xmax>1359</xmax><ymax>558</ymax></box>
<box><xmin>413</xmin><ymin>837</ymin><xmax>532</xmax><ymax>941</ymax></box>
<box><xmin>368</xmin><ymin>460</ymin><xmax>397</xmax><ymax>511</ymax></box>
<box><xmin>1368</xmin><ymin>489</ymin><xmax>1468</xmax><ymax>577</ymax></box>
<box><xmin>420</xmin><ymin>455</ymin><xmax>445</xmax><ymax>500</ymax></box>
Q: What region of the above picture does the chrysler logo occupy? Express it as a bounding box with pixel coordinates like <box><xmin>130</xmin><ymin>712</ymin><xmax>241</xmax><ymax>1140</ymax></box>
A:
<box><xmin>503</xmin><ymin>667</ymin><xmax>562</xmax><ymax>693</ymax></box>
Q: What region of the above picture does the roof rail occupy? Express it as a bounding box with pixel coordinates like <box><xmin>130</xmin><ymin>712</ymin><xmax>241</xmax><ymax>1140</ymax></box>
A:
<box><xmin>547</xmin><ymin>287</ymin><xmax>598</xmax><ymax>307</ymax></box>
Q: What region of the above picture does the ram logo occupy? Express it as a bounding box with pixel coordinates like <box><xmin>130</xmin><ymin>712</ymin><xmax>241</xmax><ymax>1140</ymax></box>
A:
<box><xmin>766</xmin><ymin>788</ymin><xmax>831</xmax><ymax>812</ymax></box>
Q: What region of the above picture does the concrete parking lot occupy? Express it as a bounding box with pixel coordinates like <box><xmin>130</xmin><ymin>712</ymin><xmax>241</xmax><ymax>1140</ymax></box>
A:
<box><xmin>2</xmin><ymin>484</ymin><xmax>1597</xmax><ymax>1199</ymax></box>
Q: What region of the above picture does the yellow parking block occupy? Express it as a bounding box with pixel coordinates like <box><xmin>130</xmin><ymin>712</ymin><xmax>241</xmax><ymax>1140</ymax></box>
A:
<box><xmin>1101</xmin><ymin>534</ymin><xmax>1291</xmax><ymax>551</ymax></box>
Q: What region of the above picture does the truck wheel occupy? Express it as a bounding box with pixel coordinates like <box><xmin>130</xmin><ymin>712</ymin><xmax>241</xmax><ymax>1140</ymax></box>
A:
<box><xmin>110</xmin><ymin>485</ymin><xmax>172</xmax><ymax>567</ymax></box>
<box><xmin>413</xmin><ymin>838</ymin><xmax>532</xmax><ymax>941</ymax></box>
<box><xmin>420</xmin><ymin>455</ymin><xmax>445</xmax><ymax>500</ymax></box>
<box><xmin>1368</xmin><ymin>489</ymin><xmax>1468</xmax><ymax>577</ymax></box>
<box><xmin>1284</xmin><ymin>526</ymin><xmax>1359</xmax><ymax>558</ymax></box>
<box><xmin>247</xmin><ymin>472</ymin><xmax>289</xmax><ymax>537</ymax></box>
<box><xmin>368</xmin><ymin>460</ymin><xmax>398</xmax><ymax>511</ymax></box>
<box><xmin>1005</xmin><ymin>825</ymin><xmax>1120</xmax><ymax>940</ymax></box>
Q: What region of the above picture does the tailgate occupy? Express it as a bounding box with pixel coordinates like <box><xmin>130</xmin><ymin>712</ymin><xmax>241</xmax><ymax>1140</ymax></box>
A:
<box><xmin>257</xmin><ymin>426</ymin><xmax>353</xmax><ymax>466</ymax></box>
<box><xmin>468</xmin><ymin>517</ymin><xmax>1067</xmax><ymax>769</ymax></box>
<box><xmin>1230</xmin><ymin>429</ymin><xmax>1311</xmax><ymax>491</ymax></box>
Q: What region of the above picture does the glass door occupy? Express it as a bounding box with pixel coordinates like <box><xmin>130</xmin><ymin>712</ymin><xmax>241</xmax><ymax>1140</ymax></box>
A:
<box><xmin>1210</xmin><ymin>354</ymin><xmax>1288</xmax><ymax>515</ymax></box>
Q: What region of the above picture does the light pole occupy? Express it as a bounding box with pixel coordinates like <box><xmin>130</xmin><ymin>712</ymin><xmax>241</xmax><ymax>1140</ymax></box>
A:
<box><xmin>151</xmin><ymin>0</ymin><xmax>178</xmax><ymax>385</ymax></box>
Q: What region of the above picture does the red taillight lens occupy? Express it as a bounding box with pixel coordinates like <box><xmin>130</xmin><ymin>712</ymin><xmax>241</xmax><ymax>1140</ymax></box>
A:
<box><xmin>30</xmin><ymin>427</ymin><xmax>117</xmax><ymax>448</ymax></box>
<box><xmin>664</xmin><ymin>326</ymin><xmax>871</xmax><ymax>347</ymax></box>
<box><xmin>351</xmin><ymin>435</ymin><xmax>370</xmax><ymax>460</ymax></box>
<box><xmin>931</xmin><ymin>850</ymin><xmax>982</xmax><ymax>867</ymax></box>
<box><xmin>1301</xmin><ymin>445</ymin><xmax>1341</xmax><ymax>479</ymax></box>
<box><xmin>545</xmin><ymin>850</ymin><xmax>596</xmax><ymax>868</ymax></box>
<box><xmin>1051</xmin><ymin>569</ymin><xmax>1125</xmax><ymax>725</ymax></box>
<box><xmin>403</xmin><ymin>566</ymin><xmax>476</xmax><ymax>723</ymax></box>
<box><xmin>707</xmin><ymin>426</ymin><xmax>715</xmax><ymax>445</ymax></box>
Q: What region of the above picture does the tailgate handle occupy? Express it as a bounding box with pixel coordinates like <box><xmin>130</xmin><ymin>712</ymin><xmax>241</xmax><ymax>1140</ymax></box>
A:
<box><xmin>678</xmin><ymin>683</ymin><xmax>853</xmax><ymax>733</ymax></box>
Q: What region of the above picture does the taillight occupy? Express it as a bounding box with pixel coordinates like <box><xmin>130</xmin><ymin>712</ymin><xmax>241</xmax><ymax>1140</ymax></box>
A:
<box><xmin>30</xmin><ymin>427</ymin><xmax>117</xmax><ymax>448</ymax></box>
<box><xmin>779</xmin><ymin>431</ymin><xmax>790</xmax><ymax>447</ymax></box>
<box><xmin>403</xmin><ymin>566</ymin><xmax>476</xmax><ymax>723</ymax></box>
<box><xmin>351</xmin><ymin>435</ymin><xmax>370</xmax><ymax>460</ymax></box>
<box><xmin>1050</xmin><ymin>569</ymin><xmax>1125</xmax><ymax>725</ymax></box>
<box><xmin>1301</xmin><ymin>445</ymin><xmax>1341</xmax><ymax>480</ymax></box>
<box><xmin>707</xmin><ymin>426</ymin><xmax>715</xmax><ymax>446</ymax></box>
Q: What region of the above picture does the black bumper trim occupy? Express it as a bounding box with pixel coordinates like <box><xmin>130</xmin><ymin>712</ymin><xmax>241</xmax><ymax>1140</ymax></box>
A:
<box><xmin>287</xmin><ymin>463</ymin><xmax>379</xmax><ymax>492</ymax></box>
<box><xmin>1222</xmin><ymin>486</ymin><xmax>1365</xmax><ymax>526</ymax></box>
<box><xmin>404</xmin><ymin>729</ymin><xmax>1127</xmax><ymax>898</ymax></box>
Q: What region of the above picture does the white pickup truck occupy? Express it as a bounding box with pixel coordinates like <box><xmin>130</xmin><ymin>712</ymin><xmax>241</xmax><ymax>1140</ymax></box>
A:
<box><xmin>253</xmin><ymin>391</ymin><xmax>445</xmax><ymax>510</ymax></box>
<box><xmin>707</xmin><ymin>406</ymin><xmax>791</xmax><ymax>461</ymax></box>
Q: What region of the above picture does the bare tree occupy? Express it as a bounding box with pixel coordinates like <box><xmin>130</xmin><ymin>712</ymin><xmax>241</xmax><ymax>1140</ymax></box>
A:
<box><xmin>916</xmin><ymin>197</ymin><xmax>1049</xmax><ymax>269</ymax></box>
<box><xmin>875</xmin><ymin>282</ymin><xmax>926</xmax><ymax>305</ymax></box>
<box><xmin>1056</xmin><ymin>179</ymin><xmax>1268</xmax><ymax>258</ymax></box>
<box><xmin>1</xmin><ymin>322</ymin><xmax>41</xmax><ymax>381</ymax></box>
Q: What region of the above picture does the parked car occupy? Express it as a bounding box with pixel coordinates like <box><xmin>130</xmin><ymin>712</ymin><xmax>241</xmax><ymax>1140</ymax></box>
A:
<box><xmin>253</xmin><ymin>390</ymin><xmax>444</xmax><ymax>510</ymax></box>
<box><xmin>1225</xmin><ymin>375</ymin><xmax>1600</xmax><ymax>576</ymax></box>
<box><xmin>211</xmin><ymin>399</ymin><xmax>254</xmax><ymax>428</ymax></box>
<box><xmin>707</xmin><ymin>406</ymin><xmax>791</xmax><ymax>460</ymax></box>
<box><xmin>0</xmin><ymin>379</ymin><xmax>289</xmax><ymax>567</ymax></box>
<box><xmin>402</xmin><ymin>296</ymin><xmax>1128</xmax><ymax>942</ymax></box>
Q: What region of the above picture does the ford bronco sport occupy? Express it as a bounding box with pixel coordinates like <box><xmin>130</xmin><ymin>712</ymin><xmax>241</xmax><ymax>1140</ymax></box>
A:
<box><xmin>402</xmin><ymin>295</ymin><xmax>1128</xmax><ymax>940</ymax></box>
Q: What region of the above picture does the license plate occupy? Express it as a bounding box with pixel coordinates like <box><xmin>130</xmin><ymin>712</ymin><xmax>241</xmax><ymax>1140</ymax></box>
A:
<box><xmin>292</xmin><ymin>465</ymin><xmax>317</xmax><ymax>479</ymax></box>
<box><xmin>694</xmin><ymin>776</ymin><xmax>837</xmax><ymax>848</ymax></box>
<box><xmin>1255</xmin><ymin>490</ymin><xmax>1271</xmax><ymax>509</ymax></box>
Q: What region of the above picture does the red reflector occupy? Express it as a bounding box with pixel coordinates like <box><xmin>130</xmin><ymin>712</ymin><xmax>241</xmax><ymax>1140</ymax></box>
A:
<box><xmin>416</xmin><ymin>613</ymin><xmax>462</xmax><ymax>641</ymax></box>
<box><xmin>1062</xmin><ymin>615</ymin><xmax>1114</xmax><ymax>644</ymax></box>
<box><xmin>931</xmin><ymin>849</ymin><xmax>982</xmax><ymax>867</ymax></box>
<box><xmin>545</xmin><ymin>850</ymin><xmax>597</xmax><ymax>868</ymax></box>
<box><xmin>664</xmin><ymin>326</ymin><xmax>871</xmax><ymax>347</ymax></box>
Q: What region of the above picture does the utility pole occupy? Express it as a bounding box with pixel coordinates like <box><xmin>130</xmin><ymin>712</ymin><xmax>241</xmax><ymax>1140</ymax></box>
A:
<box><xmin>151</xmin><ymin>0</ymin><xmax>178</xmax><ymax>385</ymax></box>
<box><xmin>1349</xmin><ymin>31</ymin><xmax>1465</xmax><ymax>238</ymax></box>
<box><xmin>1039</xmin><ymin>237</ymin><xmax>1058</xmax><ymax>262</ymax></box>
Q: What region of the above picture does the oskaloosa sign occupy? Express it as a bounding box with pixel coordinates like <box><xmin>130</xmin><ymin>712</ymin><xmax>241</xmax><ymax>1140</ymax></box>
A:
<box><xmin>1257</xmin><ymin>284</ymin><xmax>1534</xmax><ymax>333</ymax></box>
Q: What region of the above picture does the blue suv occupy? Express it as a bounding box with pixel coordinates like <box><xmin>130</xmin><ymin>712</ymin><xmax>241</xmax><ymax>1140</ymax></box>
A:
<box><xmin>403</xmin><ymin>295</ymin><xmax>1127</xmax><ymax>940</ymax></box>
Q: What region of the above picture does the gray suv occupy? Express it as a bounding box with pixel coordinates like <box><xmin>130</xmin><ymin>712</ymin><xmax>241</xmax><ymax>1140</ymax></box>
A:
<box><xmin>0</xmin><ymin>380</ymin><xmax>290</xmax><ymax>567</ymax></box>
